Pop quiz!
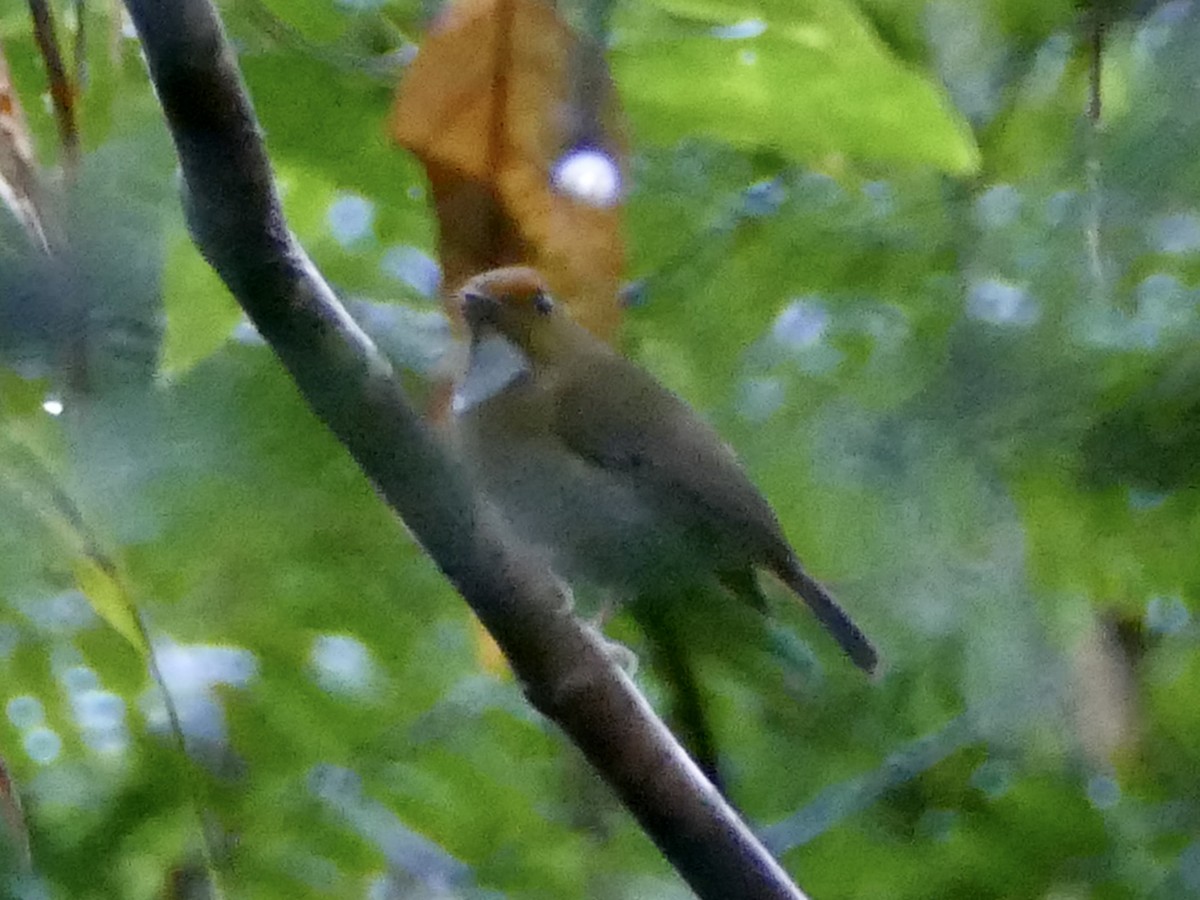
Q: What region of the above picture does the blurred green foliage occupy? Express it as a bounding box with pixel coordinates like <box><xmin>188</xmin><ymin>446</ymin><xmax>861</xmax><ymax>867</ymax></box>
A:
<box><xmin>2</xmin><ymin>0</ymin><xmax>1200</xmax><ymax>898</ymax></box>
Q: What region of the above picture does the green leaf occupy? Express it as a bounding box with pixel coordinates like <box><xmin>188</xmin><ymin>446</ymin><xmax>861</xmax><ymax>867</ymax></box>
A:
<box><xmin>160</xmin><ymin>231</ymin><xmax>242</xmax><ymax>377</ymax></box>
<box><xmin>257</xmin><ymin>0</ymin><xmax>351</xmax><ymax>43</ymax></box>
<box><xmin>73</xmin><ymin>555</ymin><xmax>149</xmax><ymax>656</ymax></box>
<box><xmin>614</xmin><ymin>0</ymin><xmax>980</xmax><ymax>173</ymax></box>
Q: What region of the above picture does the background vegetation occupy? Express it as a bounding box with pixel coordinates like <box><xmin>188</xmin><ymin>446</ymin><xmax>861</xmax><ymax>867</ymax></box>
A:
<box><xmin>2</xmin><ymin>0</ymin><xmax>1199</xmax><ymax>897</ymax></box>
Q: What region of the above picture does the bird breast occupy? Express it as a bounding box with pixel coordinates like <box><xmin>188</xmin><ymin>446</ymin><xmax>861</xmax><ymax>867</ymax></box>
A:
<box><xmin>452</xmin><ymin>383</ymin><xmax>703</xmax><ymax>597</ymax></box>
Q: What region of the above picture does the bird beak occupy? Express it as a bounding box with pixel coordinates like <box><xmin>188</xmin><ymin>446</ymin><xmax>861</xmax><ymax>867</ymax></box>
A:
<box><xmin>461</xmin><ymin>290</ymin><xmax>500</xmax><ymax>333</ymax></box>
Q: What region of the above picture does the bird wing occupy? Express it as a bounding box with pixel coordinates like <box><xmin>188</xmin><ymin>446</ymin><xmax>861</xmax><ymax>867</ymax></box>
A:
<box><xmin>553</xmin><ymin>352</ymin><xmax>880</xmax><ymax>673</ymax></box>
<box><xmin>551</xmin><ymin>354</ymin><xmax>790</xmax><ymax>564</ymax></box>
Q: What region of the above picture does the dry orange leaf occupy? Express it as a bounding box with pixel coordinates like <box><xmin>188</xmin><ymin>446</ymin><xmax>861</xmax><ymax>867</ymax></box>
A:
<box><xmin>392</xmin><ymin>0</ymin><xmax>626</xmax><ymax>341</ymax></box>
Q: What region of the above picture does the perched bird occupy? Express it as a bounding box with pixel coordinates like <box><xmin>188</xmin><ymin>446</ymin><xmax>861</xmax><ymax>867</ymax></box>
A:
<box><xmin>450</xmin><ymin>266</ymin><xmax>878</xmax><ymax>676</ymax></box>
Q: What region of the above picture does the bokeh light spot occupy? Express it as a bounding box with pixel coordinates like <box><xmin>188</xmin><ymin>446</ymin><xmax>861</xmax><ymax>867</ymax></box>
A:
<box><xmin>311</xmin><ymin>634</ymin><xmax>377</xmax><ymax>696</ymax></box>
<box><xmin>711</xmin><ymin>18</ymin><xmax>766</xmax><ymax>40</ymax></box>
<box><xmin>551</xmin><ymin>149</ymin><xmax>621</xmax><ymax>208</ymax></box>
<box><xmin>1086</xmin><ymin>774</ymin><xmax>1120</xmax><ymax>810</ymax></box>
<box><xmin>71</xmin><ymin>689</ymin><xmax>126</xmax><ymax>731</ymax></box>
<box><xmin>742</xmin><ymin>179</ymin><xmax>786</xmax><ymax>218</ymax></box>
<box><xmin>1147</xmin><ymin>595</ymin><xmax>1190</xmax><ymax>635</ymax></box>
<box><xmin>381</xmin><ymin>246</ymin><xmax>441</xmax><ymax>298</ymax></box>
<box><xmin>967</xmin><ymin>278</ymin><xmax>1039</xmax><ymax>326</ymax></box>
<box><xmin>7</xmin><ymin>695</ymin><xmax>45</xmax><ymax>729</ymax></box>
<box><xmin>737</xmin><ymin>376</ymin><xmax>786</xmax><ymax>423</ymax></box>
<box><xmin>59</xmin><ymin>665</ymin><xmax>100</xmax><ymax>695</ymax></box>
<box><xmin>1151</xmin><ymin>212</ymin><xmax>1200</xmax><ymax>254</ymax></box>
<box><xmin>327</xmin><ymin>193</ymin><xmax>376</xmax><ymax>247</ymax></box>
<box><xmin>19</xmin><ymin>590</ymin><xmax>97</xmax><ymax>635</ymax></box>
<box><xmin>773</xmin><ymin>299</ymin><xmax>829</xmax><ymax>349</ymax></box>
<box><xmin>23</xmin><ymin>726</ymin><xmax>62</xmax><ymax>764</ymax></box>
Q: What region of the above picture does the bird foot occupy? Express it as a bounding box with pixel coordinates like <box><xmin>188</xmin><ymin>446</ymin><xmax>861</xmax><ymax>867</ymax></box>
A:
<box><xmin>588</xmin><ymin>626</ymin><xmax>639</xmax><ymax>676</ymax></box>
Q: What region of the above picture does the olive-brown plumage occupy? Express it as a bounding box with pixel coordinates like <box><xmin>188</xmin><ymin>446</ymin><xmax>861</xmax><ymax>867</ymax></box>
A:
<box><xmin>453</xmin><ymin>266</ymin><xmax>878</xmax><ymax>673</ymax></box>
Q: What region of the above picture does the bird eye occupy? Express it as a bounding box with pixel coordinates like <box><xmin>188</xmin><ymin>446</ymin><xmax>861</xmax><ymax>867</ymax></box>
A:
<box><xmin>533</xmin><ymin>291</ymin><xmax>555</xmax><ymax>315</ymax></box>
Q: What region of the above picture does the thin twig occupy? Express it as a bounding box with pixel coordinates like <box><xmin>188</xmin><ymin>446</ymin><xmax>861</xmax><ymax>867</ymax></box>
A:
<box><xmin>1084</xmin><ymin>5</ymin><xmax>1106</xmax><ymax>304</ymax></box>
<box><xmin>74</xmin><ymin>0</ymin><xmax>88</xmax><ymax>91</ymax></box>
<box><xmin>28</xmin><ymin>0</ymin><xmax>81</xmax><ymax>171</ymax></box>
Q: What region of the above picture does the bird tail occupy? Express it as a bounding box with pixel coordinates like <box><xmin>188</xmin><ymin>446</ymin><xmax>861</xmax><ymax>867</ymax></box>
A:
<box><xmin>777</xmin><ymin>560</ymin><xmax>879</xmax><ymax>675</ymax></box>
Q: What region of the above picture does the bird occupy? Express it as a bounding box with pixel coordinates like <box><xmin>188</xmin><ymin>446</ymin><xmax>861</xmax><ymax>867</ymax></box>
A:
<box><xmin>449</xmin><ymin>266</ymin><xmax>879</xmax><ymax>677</ymax></box>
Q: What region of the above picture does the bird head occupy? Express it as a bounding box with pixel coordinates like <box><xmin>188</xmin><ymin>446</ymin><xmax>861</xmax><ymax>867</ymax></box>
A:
<box><xmin>459</xmin><ymin>267</ymin><xmax>571</xmax><ymax>364</ymax></box>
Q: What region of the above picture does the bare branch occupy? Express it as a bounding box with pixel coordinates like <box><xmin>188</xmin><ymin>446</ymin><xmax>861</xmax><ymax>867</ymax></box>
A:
<box><xmin>118</xmin><ymin>1</ymin><xmax>810</xmax><ymax>897</ymax></box>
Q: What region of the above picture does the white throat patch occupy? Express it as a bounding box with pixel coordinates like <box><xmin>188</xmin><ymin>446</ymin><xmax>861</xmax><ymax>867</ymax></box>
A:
<box><xmin>452</xmin><ymin>333</ymin><xmax>531</xmax><ymax>414</ymax></box>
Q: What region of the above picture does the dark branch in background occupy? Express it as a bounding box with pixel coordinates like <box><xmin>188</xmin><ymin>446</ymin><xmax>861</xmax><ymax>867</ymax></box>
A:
<box><xmin>0</xmin><ymin>755</ymin><xmax>31</xmax><ymax>873</ymax></box>
<box><xmin>118</xmin><ymin>1</ymin><xmax>810</xmax><ymax>898</ymax></box>
<box><xmin>1083</xmin><ymin>2</ymin><xmax>1106</xmax><ymax>302</ymax></box>
<box><xmin>1087</xmin><ymin>3</ymin><xmax>1104</xmax><ymax>124</ymax></box>
<box><xmin>27</xmin><ymin>0</ymin><xmax>79</xmax><ymax>171</ymax></box>
<box><xmin>73</xmin><ymin>0</ymin><xmax>88</xmax><ymax>91</ymax></box>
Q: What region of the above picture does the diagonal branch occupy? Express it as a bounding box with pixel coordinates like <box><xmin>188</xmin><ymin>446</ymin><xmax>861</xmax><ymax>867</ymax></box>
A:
<box><xmin>118</xmin><ymin>1</ymin><xmax>808</xmax><ymax>898</ymax></box>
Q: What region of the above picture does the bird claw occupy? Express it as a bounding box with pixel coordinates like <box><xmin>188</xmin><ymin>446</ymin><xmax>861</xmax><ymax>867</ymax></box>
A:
<box><xmin>551</xmin><ymin>576</ymin><xmax>576</xmax><ymax>615</ymax></box>
<box><xmin>587</xmin><ymin>590</ymin><xmax>621</xmax><ymax>629</ymax></box>
<box><xmin>586</xmin><ymin>625</ymin><xmax>639</xmax><ymax>676</ymax></box>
